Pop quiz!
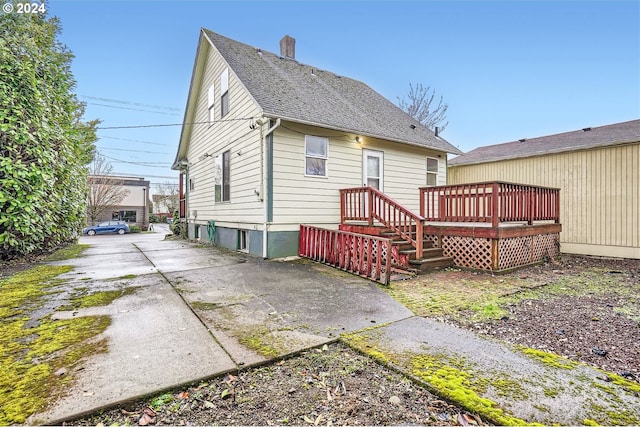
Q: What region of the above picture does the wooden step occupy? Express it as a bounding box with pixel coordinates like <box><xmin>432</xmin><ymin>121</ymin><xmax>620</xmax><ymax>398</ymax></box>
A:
<box><xmin>399</xmin><ymin>247</ymin><xmax>444</xmax><ymax>260</ymax></box>
<box><xmin>391</xmin><ymin>240</ymin><xmax>433</xmax><ymax>251</ymax></box>
<box><xmin>409</xmin><ymin>256</ymin><xmax>455</xmax><ymax>273</ymax></box>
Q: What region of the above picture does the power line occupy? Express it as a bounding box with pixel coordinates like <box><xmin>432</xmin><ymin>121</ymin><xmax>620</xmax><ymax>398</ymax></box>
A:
<box><xmin>100</xmin><ymin>147</ymin><xmax>169</xmax><ymax>155</ymax></box>
<box><xmin>113</xmin><ymin>173</ymin><xmax>178</xmax><ymax>180</ymax></box>
<box><xmin>102</xmin><ymin>154</ymin><xmax>172</xmax><ymax>168</ymax></box>
<box><xmin>97</xmin><ymin>117</ymin><xmax>255</xmax><ymax>130</ymax></box>
<box><xmin>100</xmin><ymin>136</ymin><xmax>168</xmax><ymax>147</ymax></box>
<box><xmin>80</xmin><ymin>95</ymin><xmax>182</xmax><ymax>112</ymax></box>
<box><xmin>87</xmin><ymin>102</ymin><xmax>180</xmax><ymax>116</ymax></box>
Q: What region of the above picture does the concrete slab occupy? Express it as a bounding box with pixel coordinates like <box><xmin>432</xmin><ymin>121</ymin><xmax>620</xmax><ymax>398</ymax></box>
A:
<box><xmin>51</xmin><ymin>250</ymin><xmax>157</xmax><ymax>281</ymax></box>
<box><xmin>142</xmin><ymin>244</ymin><xmax>246</xmax><ymax>273</ymax></box>
<box><xmin>346</xmin><ymin>316</ymin><xmax>640</xmax><ymax>425</ymax></box>
<box><xmin>31</xmin><ymin>274</ymin><xmax>235</xmax><ymax>425</ymax></box>
<box><xmin>165</xmin><ymin>257</ymin><xmax>413</xmax><ymax>364</ymax></box>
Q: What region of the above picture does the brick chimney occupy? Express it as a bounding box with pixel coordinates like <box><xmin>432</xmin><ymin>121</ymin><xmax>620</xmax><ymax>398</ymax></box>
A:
<box><xmin>280</xmin><ymin>35</ymin><xmax>295</xmax><ymax>59</ymax></box>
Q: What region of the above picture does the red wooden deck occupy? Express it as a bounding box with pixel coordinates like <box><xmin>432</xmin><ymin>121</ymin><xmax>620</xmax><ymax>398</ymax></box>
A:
<box><xmin>300</xmin><ymin>182</ymin><xmax>562</xmax><ymax>278</ymax></box>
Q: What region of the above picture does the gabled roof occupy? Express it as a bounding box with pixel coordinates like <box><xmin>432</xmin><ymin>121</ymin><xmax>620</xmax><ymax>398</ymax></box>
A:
<box><xmin>198</xmin><ymin>29</ymin><xmax>462</xmax><ymax>155</ymax></box>
<box><xmin>449</xmin><ymin>119</ymin><xmax>640</xmax><ymax>166</ymax></box>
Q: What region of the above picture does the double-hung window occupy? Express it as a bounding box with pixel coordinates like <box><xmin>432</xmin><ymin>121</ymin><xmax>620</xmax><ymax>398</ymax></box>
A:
<box><xmin>426</xmin><ymin>157</ymin><xmax>438</xmax><ymax>186</ymax></box>
<box><xmin>214</xmin><ymin>150</ymin><xmax>231</xmax><ymax>202</ymax></box>
<box><xmin>305</xmin><ymin>135</ymin><xmax>328</xmax><ymax>177</ymax></box>
<box><xmin>220</xmin><ymin>68</ymin><xmax>229</xmax><ymax>117</ymax></box>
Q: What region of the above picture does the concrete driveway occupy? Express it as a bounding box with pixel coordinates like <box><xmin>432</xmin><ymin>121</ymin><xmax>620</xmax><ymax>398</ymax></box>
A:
<box><xmin>32</xmin><ymin>227</ymin><xmax>640</xmax><ymax>425</ymax></box>
<box><xmin>34</xmin><ymin>227</ymin><xmax>412</xmax><ymax>424</ymax></box>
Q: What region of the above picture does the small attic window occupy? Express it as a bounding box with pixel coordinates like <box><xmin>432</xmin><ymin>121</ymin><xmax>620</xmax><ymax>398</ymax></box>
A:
<box><xmin>220</xmin><ymin>68</ymin><xmax>229</xmax><ymax>117</ymax></box>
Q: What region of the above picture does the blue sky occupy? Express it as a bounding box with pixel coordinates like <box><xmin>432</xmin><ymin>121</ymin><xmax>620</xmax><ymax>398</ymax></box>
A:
<box><xmin>47</xmin><ymin>0</ymin><xmax>639</xmax><ymax>188</ymax></box>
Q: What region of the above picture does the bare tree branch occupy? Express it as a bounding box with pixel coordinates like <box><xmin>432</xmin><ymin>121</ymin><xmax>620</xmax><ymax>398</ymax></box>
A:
<box><xmin>398</xmin><ymin>83</ymin><xmax>449</xmax><ymax>133</ymax></box>
<box><xmin>86</xmin><ymin>155</ymin><xmax>130</xmax><ymax>224</ymax></box>
<box><xmin>154</xmin><ymin>181</ymin><xmax>179</xmax><ymax>215</ymax></box>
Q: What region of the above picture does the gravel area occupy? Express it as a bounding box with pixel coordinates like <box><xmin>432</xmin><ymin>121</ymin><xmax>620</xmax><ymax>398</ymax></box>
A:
<box><xmin>65</xmin><ymin>344</ymin><xmax>478</xmax><ymax>426</ymax></box>
<box><xmin>461</xmin><ymin>256</ymin><xmax>640</xmax><ymax>381</ymax></box>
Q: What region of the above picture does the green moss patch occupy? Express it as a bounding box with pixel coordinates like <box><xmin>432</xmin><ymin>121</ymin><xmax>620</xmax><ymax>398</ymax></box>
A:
<box><xmin>59</xmin><ymin>287</ymin><xmax>140</xmax><ymax>311</ymax></box>
<box><xmin>44</xmin><ymin>244</ymin><xmax>89</xmax><ymax>262</ymax></box>
<box><xmin>0</xmin><ymin>265</ymin><xmax>116</xmax><ymax>424</ymax></box>
<box><xmin>409</xmin><ymin>354</ymin><xmax>536</xmax><ymax>426</ymax></box>
<box><xmin>237</xmin><ymin>327</ymin><xmax>284</xmax><ymax>358</ymax></box>
<box><xmin>519</xmin><ymin>347</ymin><xmax>578</xmax><ymax>370</ymax></box>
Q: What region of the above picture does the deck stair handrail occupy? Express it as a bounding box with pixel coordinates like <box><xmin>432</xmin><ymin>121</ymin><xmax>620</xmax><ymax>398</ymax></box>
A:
<box><xmin>340</xmin><ymin>187</ymin><xmax>425</xmax><ymax>259</ymax></box>
<box><xmin>299</xmin><ymin>225</ymin><xmax>393</xmax><ymax>285</ymax></box>
<box><xmin>420</xmin><ymin>181</ymin><xmax>560</xmax><ymax>227</ymax></box>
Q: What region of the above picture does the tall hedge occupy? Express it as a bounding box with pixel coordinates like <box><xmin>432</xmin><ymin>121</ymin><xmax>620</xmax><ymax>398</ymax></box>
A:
<box><xmin>0</xmin><ymin>10</ymin><xmax>97</xmax><ymax>259</ymax></box>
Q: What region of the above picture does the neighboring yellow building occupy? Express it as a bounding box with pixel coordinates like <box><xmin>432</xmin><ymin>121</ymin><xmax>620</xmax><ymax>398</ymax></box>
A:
<box><xmin>448</xmin><ymin>120</ymin><xmax>640</xmax><ymax>259</ymax></box>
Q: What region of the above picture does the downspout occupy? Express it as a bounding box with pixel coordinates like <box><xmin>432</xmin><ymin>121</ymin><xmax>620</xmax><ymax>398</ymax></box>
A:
<box><xmin>261</xmin><ymin>118</ymin><xmax>281</xmax><ymax>258</ymax></box>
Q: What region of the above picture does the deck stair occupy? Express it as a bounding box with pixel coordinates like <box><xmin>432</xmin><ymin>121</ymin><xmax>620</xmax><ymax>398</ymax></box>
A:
<box><xmin>380</xmin><ymin>229</ymin><xmax>454</xmax><ymax>273</ymax></box>
<box><xmin>340</xmin><ymin>225</ymin><xmax>454</xmax><ymax>274</ymax></box>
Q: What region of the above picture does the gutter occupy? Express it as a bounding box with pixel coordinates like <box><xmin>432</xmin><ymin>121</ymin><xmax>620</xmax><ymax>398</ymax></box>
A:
<box><xmin>261</xmin><ymin>118</ymin><xmax>281</xmax><ymax>258</ymax></box>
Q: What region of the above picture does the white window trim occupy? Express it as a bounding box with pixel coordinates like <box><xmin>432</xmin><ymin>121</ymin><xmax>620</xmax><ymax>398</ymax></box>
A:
<box><xmin>426</xmin><ymin>156</ymin><xmax>439</xmax><ymax>186</ymax></box>
<box><xmin>304</xmin><ymin>135</ymin><xmax>329</xmax><ymax>178</ymax></box>
<box><xmin>214</xmin><ymin>150</ymin><xmax>231</xmax><ymax>204</ymax></box>
<box><xmin>207</xmin><ymin>85</ymin><xmax>215</xmax><ymax>125</ymax></box>
<box><xmin>220</xmin><ymin>68</ymin><xmax>229</xmax><ymax>117</ymax></box>
<box><xmin>238</xmin><ymin>229</ymin><xmax>248</xmax><ymax>252</ymax></box>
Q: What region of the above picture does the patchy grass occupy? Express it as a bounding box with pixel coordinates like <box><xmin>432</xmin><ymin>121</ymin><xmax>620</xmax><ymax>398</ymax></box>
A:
<box><xmin>0</xmin><ymin>264</ymin><xmax>124</xmax><ymax>424</ymax></box>
<box><xmin>384</xmin><ymin>267</ymin><xmax>638</xmax><ymax>324</ymax></box>
<box><xmin>384</xmin><ymin>272</ymin><xmax>532</xmax><ymax>321</ymax></box>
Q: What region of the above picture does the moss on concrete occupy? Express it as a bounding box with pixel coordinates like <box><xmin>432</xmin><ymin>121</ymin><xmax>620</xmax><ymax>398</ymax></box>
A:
<box><xmin>409</xmin><ymin>354</ymin><xmax>538</xmax><ymax>426</ymax></box>
<box><xmin>191</xmin><ymin>301</ymin><xmax>223</xmax><ymax>310</ymax></box>
<box><xmin>237</xmin><ymin>326</ymin><xmax>285</xmax><ymax>358</ymax></box>
<box><xmin>519</xmin><ymin>347</ymin><xmax>578</xmax><ymax>370</ymax></box>
<box><xmin>341</xmin><ymin>331</ymin><xmax>536</xmax><ymax>426</ymax></box>
<box><xmin>0</xmin><ymin>264</ymin><xmax>121</xmax><ymax>424</ymax></box>
<box><xmin>44</xmin><ymin>244</ymin><xmax>89</xmax><ymax>262</ymax></box>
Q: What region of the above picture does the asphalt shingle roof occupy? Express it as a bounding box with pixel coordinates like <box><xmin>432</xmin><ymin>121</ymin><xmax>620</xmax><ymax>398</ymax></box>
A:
<box><xmin>449</xmin><ymin>119</ymin><xmax>640</xmax><ymax>166</ymax></box>
<box><xmin>203</xmin><ymin>29</ymin><xmax>462</xmax><ymax>155</ymax></box>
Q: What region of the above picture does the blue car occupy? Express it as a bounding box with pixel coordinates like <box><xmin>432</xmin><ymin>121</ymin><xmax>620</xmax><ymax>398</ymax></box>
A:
<box><xmin>83</xmin><ymin>220</ymin><xmax>130</xmax><ymax>236</ymax></box>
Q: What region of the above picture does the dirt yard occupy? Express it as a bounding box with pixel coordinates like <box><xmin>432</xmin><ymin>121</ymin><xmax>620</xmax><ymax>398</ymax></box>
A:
<box><xmin>66</xmin><ymin>254</ymin><xmax>639</xmax><ymax>426</ymax></box>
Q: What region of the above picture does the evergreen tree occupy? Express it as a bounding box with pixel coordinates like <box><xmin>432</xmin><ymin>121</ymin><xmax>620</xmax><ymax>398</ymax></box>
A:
<box><xmin>0</xmin><ymin>9</ymin><xmax>97</xmax><ymax>259</ymax></box>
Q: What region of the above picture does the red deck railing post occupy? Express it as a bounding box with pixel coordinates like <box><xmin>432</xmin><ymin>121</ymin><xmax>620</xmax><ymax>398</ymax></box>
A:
<box><xmin>491</xmin><ymin>182</ymin><xmax>500</xmax><ymax>228</ymax></box>
<box><xmin>367</xmin><ymin>189</ymin><xmax>374</xmax><ymax>225</ymax></box>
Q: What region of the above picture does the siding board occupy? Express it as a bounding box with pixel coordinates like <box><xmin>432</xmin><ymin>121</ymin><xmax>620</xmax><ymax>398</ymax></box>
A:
<box><xmin>184</xmin><ymin>43</ymin><xmax>263</xmax><ymax>223</ymax></box>
<box><xmin>448</xmin><ymin>143</ymin><xmax>640</xmax><ymax>258</ymax></box>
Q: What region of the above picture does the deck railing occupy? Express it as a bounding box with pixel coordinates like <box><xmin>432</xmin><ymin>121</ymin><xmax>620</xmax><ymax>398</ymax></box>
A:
<box><xmin>179</xmin><ymin>172</ymin><xmax>186</xmax><ymax>219</ymax></box>
<box><xmin>420</xmin><ymin>181</ymin><xmax>560</xmax><ymax>227</ymax></box>
<box><xmin>299</xmin><ymin>225</ymin><xmax>393</xmax><ymax>285</ymax></box>
<box><xmin>340</xmin><ymin>187</ymin><xmax>424</xmax><ymax>259</ymax></box>
<box><xmin>179</xmin><ymin>198</ymin><xmax>186</xmax><ymax>219</ymax></box>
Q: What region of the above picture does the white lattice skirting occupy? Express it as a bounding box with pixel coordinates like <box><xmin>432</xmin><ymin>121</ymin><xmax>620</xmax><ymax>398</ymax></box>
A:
<box><xmin>427</xmin><ymin>232</ymin><xmax>560</xmax><ymax>271</ymax></box>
